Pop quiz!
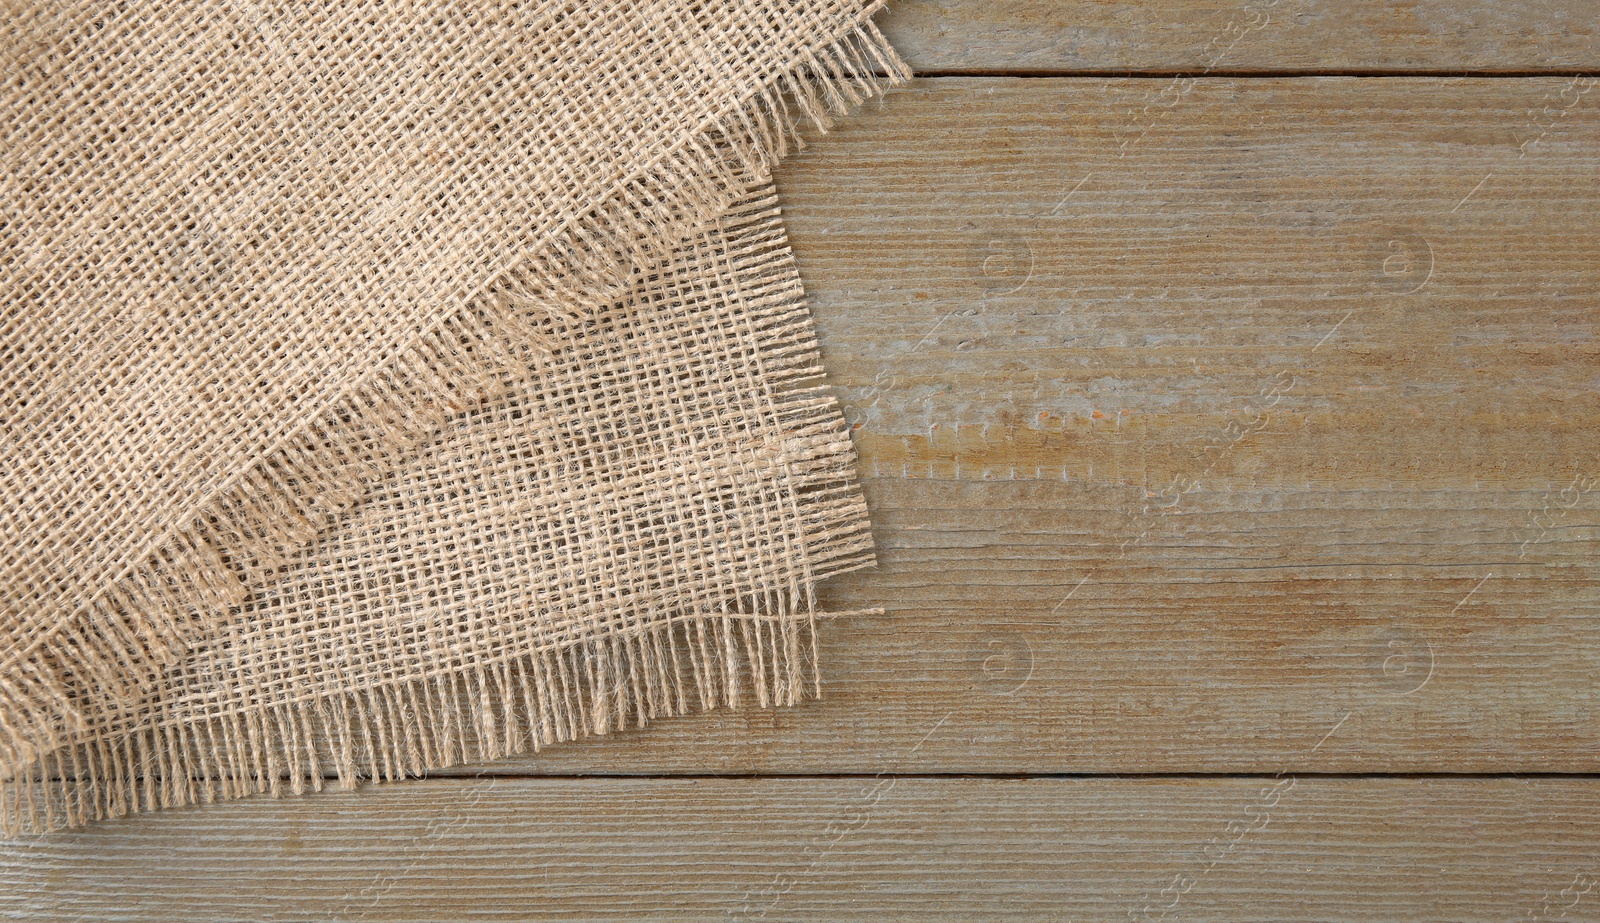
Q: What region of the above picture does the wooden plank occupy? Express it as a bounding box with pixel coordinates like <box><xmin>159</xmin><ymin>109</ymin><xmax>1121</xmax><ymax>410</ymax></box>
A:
<box><xmin>881</xmin><ymin>0</ymin><xmax>1600</xmax><ymax>73</ymax></box>
<box><xmin>4</xmin><ymin>777</ymin><xmax>1597</xmax><ymax>921</ymax></box>
<box><xmin>427</xmin><ymin>76</ymin><xmax>1600</xmax><ymax>775</ymax></box>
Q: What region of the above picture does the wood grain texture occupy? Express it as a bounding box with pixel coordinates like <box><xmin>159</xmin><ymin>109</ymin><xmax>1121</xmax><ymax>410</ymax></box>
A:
<box><xmin>4</xmin><ymin>777</ymin><xmax>1597</xmax><ymax>921</ymax></box>
<box><xmin>881</xmin><ymin>0</ymin><xmax>1600</xmax><ymax>73</ymax></box>
<box><xmin>419</xmin><ymin>76</ymin><xmax>1598</xmax><ymax>776</ymax></box>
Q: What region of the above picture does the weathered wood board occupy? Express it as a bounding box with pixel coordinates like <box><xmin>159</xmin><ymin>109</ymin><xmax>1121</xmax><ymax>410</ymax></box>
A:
<box><xmin>4</xmin><ymin>778</ymin><xmax>1596</xmax><ymax>922</ymax></box>
<box><xmin>882</xmin><ymin>0</ymin><xmax>1600</xmax><ymax>73</ymax></box>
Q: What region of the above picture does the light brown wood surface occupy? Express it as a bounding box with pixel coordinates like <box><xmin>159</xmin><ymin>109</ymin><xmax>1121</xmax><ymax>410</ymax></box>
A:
<box><xmin>6</xmin><ymin>6</ymin><xmax>1598</xmax><ymax>920</ymax></box>
<box><xmin>5</xmin><ymin>778</ymin><xmax>1599</xmax><ymax>921</ymax></box>
<box><xmin>882</xmin><ymin>0</ymin><xmax>1600</xmax><ymax>73</ymax></box>
<box><xmin>446</xmin><ymin>75</ymin><xmax>1598</xmax><ymax>776</ymax></box>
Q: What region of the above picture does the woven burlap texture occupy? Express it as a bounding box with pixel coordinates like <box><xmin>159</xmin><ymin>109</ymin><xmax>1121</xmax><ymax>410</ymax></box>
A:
<box><xmin>5</xmin><ymin>183</ymin><xmax>876</xmax><ymax>831</ymax></box>
<box><xmin>0</xmin><ymin>0</ymin><xmax>908</xmax><ymax>830</ymax></box>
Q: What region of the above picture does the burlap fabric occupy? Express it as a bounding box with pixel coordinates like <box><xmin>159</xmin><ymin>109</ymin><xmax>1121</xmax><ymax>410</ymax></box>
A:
<box><xmin>1</xmin><ymin>0</ymin><xmax>907</xmax><ymax>831</ymax></box>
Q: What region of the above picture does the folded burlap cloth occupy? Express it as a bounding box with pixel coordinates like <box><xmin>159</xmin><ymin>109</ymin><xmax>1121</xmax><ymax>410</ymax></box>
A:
<box><xmin>0</xmin><ymin>0</ymin><xmax>907</xmax><ymax>832</ymax></box>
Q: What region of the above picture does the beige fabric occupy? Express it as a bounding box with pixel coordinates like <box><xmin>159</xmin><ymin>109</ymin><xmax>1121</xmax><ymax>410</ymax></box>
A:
<box><xmin>0</xmin><ymin>0</ymin><xmax>907</xmax><ymax>830</ymax></box>
<box><xmin>5</xmin><ymin>184</ymin><xmax>875</xmax><ymax>830</ymax></box>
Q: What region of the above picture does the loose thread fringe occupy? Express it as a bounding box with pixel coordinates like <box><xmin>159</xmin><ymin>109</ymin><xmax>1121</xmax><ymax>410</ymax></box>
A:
<box><xmin>0</xmin><ymin>13</ymin><xmax>910</xmax><ymax>776</ymax></box>
<box><xmin>3</xmin><ymin>605</ymin><xmax>842</xmax><ymax>835</ymax></box>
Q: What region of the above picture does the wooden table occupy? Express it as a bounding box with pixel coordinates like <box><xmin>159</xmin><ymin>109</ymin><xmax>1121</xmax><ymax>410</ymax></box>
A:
<box><xmin>5</xmin><ymin>3</ymin><xmax>1598</xmax><ymax>919</ymax></box>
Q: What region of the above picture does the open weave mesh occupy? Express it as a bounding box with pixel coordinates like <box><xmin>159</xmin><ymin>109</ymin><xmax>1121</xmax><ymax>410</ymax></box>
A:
<box><xmin>4</xmin><ymin>184</ymin><xmax>875</xmax><ymax>831</ymax></box>
<box><xmin>0</xmin><ymin>0</ymin><xmax>908</xmax><ymax>830</ymax></box>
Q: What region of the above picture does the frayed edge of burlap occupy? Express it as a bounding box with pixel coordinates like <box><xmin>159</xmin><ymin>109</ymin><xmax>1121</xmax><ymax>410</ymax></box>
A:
<box><xmin>0</xmin><ymin>333</ymin><xmax>881</xmax><ymax>834</ymax></box>
<box><xmin>0</xmin><ymin>11</ymin><xmax>910</xmax><ymax>775</ymax></box>
<box><xmin>1</xmin><ymin>607</ymin><xmax>888</xmax><ymax>836</ymax></box>
<box><xmin>0</xmin><ymin>184</ymin><xmax>882</xmax><ymax>835</ymax></box>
